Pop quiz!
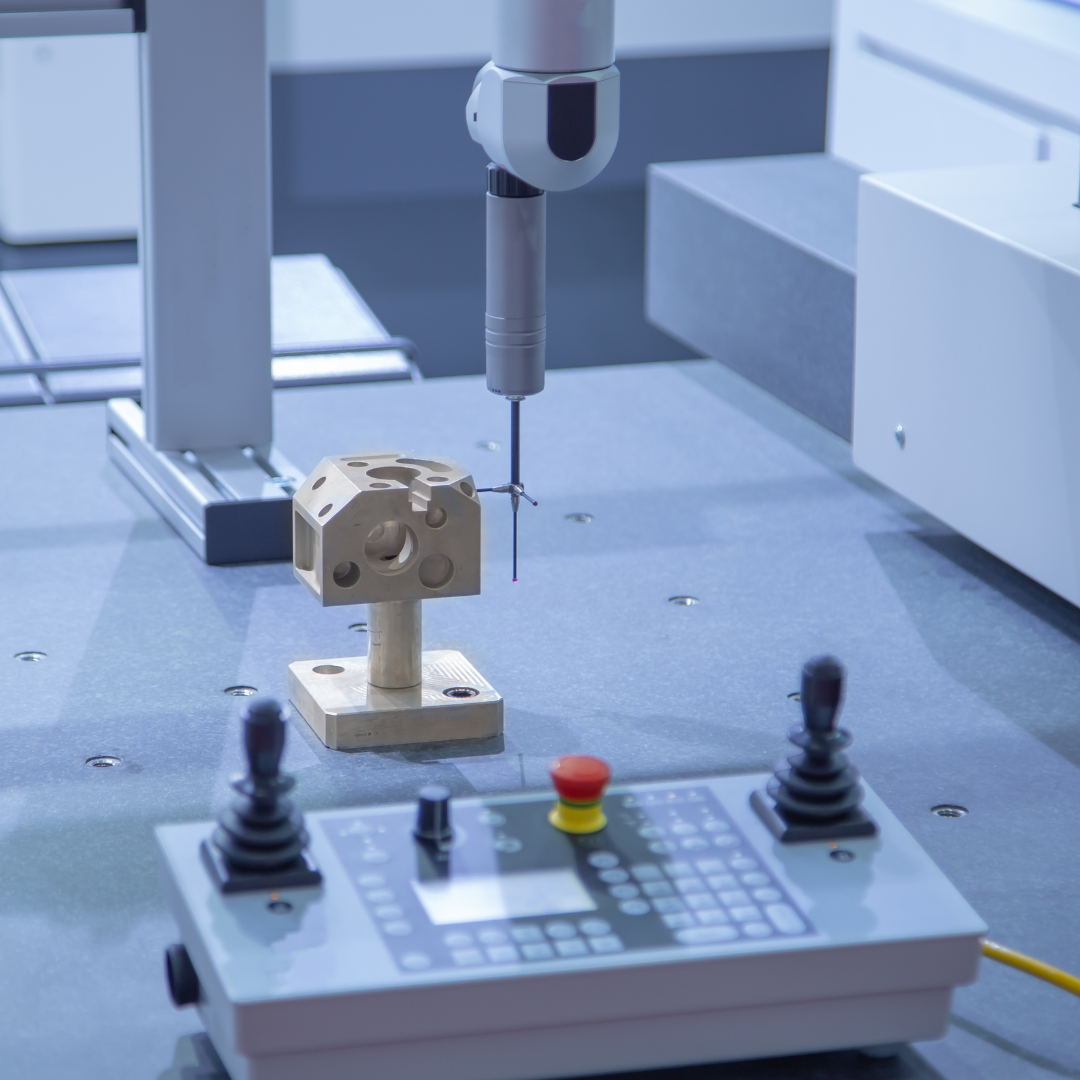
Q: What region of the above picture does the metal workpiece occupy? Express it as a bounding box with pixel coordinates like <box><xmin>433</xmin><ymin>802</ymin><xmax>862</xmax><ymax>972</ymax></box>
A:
<box><xmin>486</xmin><ymin>177</ymin><xmax>546</xmax><ymax>399</ymax></box>
<box><xmin>367</xmin><ymin>600</ymin><xmax>422</xmax><ymax>689</ymax></box>
<box><xmin>289</xmin><ymin>451</ymin><xmax>501</xmax><ymax>749</ymax></box>
<box><xmin>291</xmin><ymin>451</ymin><xmax>481</xmax><ymax>607</ymax></box>
<box><xmin>494</xmin><ymin>0</ymin><xmax>614</xmax><ymax>74</ymax></box>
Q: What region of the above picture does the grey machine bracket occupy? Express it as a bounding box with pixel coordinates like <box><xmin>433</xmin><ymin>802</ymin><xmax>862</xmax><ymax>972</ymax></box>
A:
<box><xmin>11</xmin><ymin>0</ymin><xmax>307</xmax><ymax>564</ymax></box>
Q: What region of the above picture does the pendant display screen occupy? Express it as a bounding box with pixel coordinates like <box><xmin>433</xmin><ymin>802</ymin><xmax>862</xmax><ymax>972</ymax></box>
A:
<box><xmin>413</xmin><ymin>869</ymin><xmax>597</xmax><ymax>925</ymax></box>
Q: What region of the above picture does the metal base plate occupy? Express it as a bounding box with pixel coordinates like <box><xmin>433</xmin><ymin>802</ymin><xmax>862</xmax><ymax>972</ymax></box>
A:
<box><xmin>288</xmin><ymin>649</ymin><xmax>503</xmax><ymax>750</ymax></box>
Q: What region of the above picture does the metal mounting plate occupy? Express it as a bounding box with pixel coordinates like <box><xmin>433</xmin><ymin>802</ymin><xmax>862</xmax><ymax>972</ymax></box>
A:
<box><xmin>288</xmin><ymin>649</ymin><xmax>503</xmax><ymax>750</ymax></box>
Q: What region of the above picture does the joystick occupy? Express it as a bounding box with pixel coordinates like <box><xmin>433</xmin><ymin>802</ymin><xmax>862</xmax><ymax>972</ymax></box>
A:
<box><xmin>414</xmin><ymin>785</ymin><xmax>453</xmax><ymax>848</ymax></box>
<box><xmin>201</xmin><ymin>699</ymin><xmax>322</xmax><ymax>892</ymax></box>
<box><xmin>751</xmin><ymin>657</ymin><xmax>878</xmax><ymax>842</ymax></box>
<box><xmin>548</xmin><ymin>756</ymin><xmax>611</xmax><ymax>834</ymax></box>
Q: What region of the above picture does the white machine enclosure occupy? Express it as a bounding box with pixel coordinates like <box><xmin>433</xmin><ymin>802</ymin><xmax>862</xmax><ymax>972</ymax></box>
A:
<box><xmin>853</xmin><ymin>159</ymin><xmax>1080</xmax><ymax>607</ymax></box>
<box><xmin>157</xmin><ymin>774</ymin><xmax>985</xmax><ymax>1080</ymax></box>
<box><xmin>829</xmin><ymin>0</ymin><xmax>1080</xmax><ymax>174</ymax></box>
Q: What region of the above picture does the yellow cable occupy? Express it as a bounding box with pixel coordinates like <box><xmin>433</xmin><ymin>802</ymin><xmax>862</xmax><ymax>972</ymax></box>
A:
<box><xmin>983</xmin><ymin>939</ymin><xmax>1080</xmax><ymax>999</ymax></box>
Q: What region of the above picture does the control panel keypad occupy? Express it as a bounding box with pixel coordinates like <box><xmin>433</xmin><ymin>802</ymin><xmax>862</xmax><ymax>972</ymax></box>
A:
<box><xmin>324</xmin><ymin>785</ymin><xmax>813</xmax><ymax>973</ymax></box>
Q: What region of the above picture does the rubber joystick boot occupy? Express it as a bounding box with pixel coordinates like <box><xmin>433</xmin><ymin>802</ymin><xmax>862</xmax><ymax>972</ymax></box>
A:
<box><xmin>201</xmin><ymin>699</ymin><xmax>323</xmax><ymax>892</ymax></box>
<box><xmin>549</xmin><ymin>756</ymin><xmax>610</xmax><ymax>834</ymax></box>
<box><xmin>751</xmin><ymin>657</ymin><xmax>878</xmax><ymax>843</ymax></box>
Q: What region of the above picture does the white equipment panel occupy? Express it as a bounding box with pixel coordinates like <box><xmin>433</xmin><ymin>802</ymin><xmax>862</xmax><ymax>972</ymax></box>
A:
<box><xmin>158</xmin><ymin>773</ymin><xmax>984</xmax><ymax>1080</ymax></box>
<box><xmin>853</xmin><ymin>158</ymin><xmax>1080</xmax><ymax>608</ymax></box>
<box><xmin>829</xmin><ymin>0</ymin><xmax>1080</xmax><ymax>173</ymax></box>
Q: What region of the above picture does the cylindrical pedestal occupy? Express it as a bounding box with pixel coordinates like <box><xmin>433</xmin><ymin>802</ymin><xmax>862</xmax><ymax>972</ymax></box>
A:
<box><xmin>367</xmin><ymin>601</ymin><xmax>422</xmax><ymax>689</ymax></box>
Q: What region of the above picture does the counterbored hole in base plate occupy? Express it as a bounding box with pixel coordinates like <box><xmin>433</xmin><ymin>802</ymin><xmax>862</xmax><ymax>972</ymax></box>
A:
<box><xmin>668</xmin><ymin>596</ymin><xmax>700</xmax><ymax>606</ymax></box>
<box><xmin>268</xmin><ymin>900</ymin><xmax>293</xmax><ymax>914</ymax></box>
<box><xmin>932</xmin><ymin>805</ymin><xmax>969</xmax><ymax>818</ymax></box>
<box><xmin>86</xmin><ymin>755</ymin><xmax>122</xmax><ymax>768</ymax></box>
<box><xmin>224</xmin><ymin>686</ymin><xmax>258</xmax><ymax>696</ymax></box>
<box><xmin>349</xmin><ymin>622</ymin><xmax>368</xmax><ymax>633</ymax></box>
<box><xmin>14</xmin><ymin>651</ymin><xmax>46</xmax><ymax>661</ymax></box>
<box><xmin>443</xmin><ymin>686</ymin><xmax>479</xmax><ymax>698</ymax></box>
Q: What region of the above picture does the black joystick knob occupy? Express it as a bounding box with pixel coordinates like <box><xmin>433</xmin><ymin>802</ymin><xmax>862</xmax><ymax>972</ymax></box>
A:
<box><xmin>414</xmin><ymin>785</ymin><xmax>453</xmax><ymax>848</ymax></box>
<box><xmin>751</xmin><ymin>657</ymin><xmax>877</xmax><ymax>843</ymax></box>
<box><xmin>201</xmin><ymin>699</ymin><xmax>322</xmax><ymax>892</ymax></box>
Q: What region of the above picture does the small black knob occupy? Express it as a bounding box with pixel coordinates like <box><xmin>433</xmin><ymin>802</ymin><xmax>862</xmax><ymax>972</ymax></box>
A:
<box><xmin>415</xmin><ymin>785</ymin><xmax>452</xmax><ymax>846</ymax></box>
<box><xmin>165</xmin><ymin>943</ymin><xmax>199</xmax><ymax>1008</ymax></box>
<box><xmin>802</xmin><ymin>656</ymin><xmax>843</xmax><ymax>733</ymax></box>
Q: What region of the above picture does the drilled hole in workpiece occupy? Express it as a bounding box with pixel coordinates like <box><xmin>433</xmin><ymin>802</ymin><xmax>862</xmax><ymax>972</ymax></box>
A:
<box><xmin>268</xmin><ymin>900</ymin><xmax>293</xmax><ymax>914</ymax></box>
<box><xmin>829</xmin><ymin>849</ymin><xmax>855</xmax><ymax>863</ymax></box>
<box><xmin>312</xmin><ymin>476</ymin><xmax>326</xmax><ymax>490</ymax></box>
<box><xmin>426</xmin><ymin>505</ymin><xmax>447</xmax><ymax>529</ymax></box>
<box><xmin>349</xmin><ymin>622</ymin><xmax>368</xmax><ymax>633</ymax></box>
<box><xmin>333</xmin><ymin>561</ymin><xmax>361</xmax><ymax>588</ymax></box>
<box><xmin>86</xmin><ymin>755</ymin><xmax>121</xmax><ymax>768</ymax></box>
<box><xmin>345</xmin><ymin>460</ymin><xmax>369</xmax><ymax>467</ymax></box>
<box><xmin>419</xmin><ymin>553</ymin><xmax>454</xmax><ymax>589</ymax></box>
<box><xmin>224</xmin><ymin>686</ymin><xmax>257</xmax><ymax>697</ymax></box>
<box><xmin>932</xmin><ymin>805</ymin><xmax>969</xmax><ymax>818</ymax></box>
<box><xmin>313</xmin><ymin>665</ymin><xmax>345</xmax><ymax>675</ymax></box>
<box><xmin>460</xmin><ymin>481</ymin><xmax>474</xmax><ymax>497</ymax></box>
<box><xmin>668</xmin><ymin>596</ymin><xmax>700</xmax><ymax>606</ymax></box>
<box><xmin>565</xmin><ymin>513</ymin><xmax>593</xmax><ymax>523</ymax></box>
<box><xmin>318</xmin><ymin>504</ymin><xmax>333</xmax><ymax>517</ymax></box>
<box><xmin>787</xmin><ymin>692</ymin><xmax>801</xmax><ymax>701</ymax></box>
<box><xmin>365</xmin><ymin>520</ymin><xmax>417</xmax><ymax>575</ymax></box>
<box><xmin>14</xmin><ymin>651</ymin><xmax>46</xmax><ymax>662</ymax></box>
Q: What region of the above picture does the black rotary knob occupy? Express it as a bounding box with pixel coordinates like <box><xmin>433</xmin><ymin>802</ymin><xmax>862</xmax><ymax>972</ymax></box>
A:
<box><xmin>414</xmin><ymin>785</ymin><xmax>453</xmax><ymax>847</ymax></box>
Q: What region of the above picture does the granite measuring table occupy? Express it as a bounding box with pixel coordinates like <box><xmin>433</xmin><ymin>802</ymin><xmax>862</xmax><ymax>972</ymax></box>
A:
<box><xmin>1</xmin><ymin>361</ymin><xmax>1077</xmax><ymax>1080</ymax></box>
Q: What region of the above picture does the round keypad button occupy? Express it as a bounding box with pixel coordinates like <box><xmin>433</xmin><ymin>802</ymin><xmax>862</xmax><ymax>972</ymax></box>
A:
<box><xmin>383</xmin><ymin>921</ymin><xmax>412</xmax><ymax>936</ymax></box>
<box><xmin>741</xmin><ymin>922</ymin><xmax>774</xmax><ymax>938</ymax></box>
<box><xmin>741</xmin><ymin>872</ymin><xmax>770</xmax><ymax>887</ymax></box>
<box><xmin>443</xmin><ymin>931</ymin><xmax>473</xmax><ymax>948</ymax></box>
<box><xmin>400</xmin><ymin>952</ymin><xmax>432</xmax><ymax>970</ymax></box>
<box><xmin>545</xmin><ymin>922</ymin><xmax>578</xmax><ymax>939</ymax></box>
<box><xmin>752</xmin><ymin>887</ymin><xmax>783</xmax><ymax>904</ymax></box>
<box><xmin>365</xmin><ymin>889</ymin><xmax>395</xmax><ymax>904</ymax></box>
<box><xmin>712</xmin><ymin>835</ymin><xmax>738</xmax><ymax>848</ymax></box>
<box><xmin>729</xmin><ymin>857</ymin><xmax>758</xmax><ymax>871</ymax></box>
<box><xmin>587</xmin><ymin>852</ymin><xmax>619</xmax><ymax>869</ymax></box>
<box><xmin>681</xmin><ymin>837</ymin><xmax>709</xmax><ymax>850</ymax></box>
<box><xmin>703</xmin><ymin>820</ymin><xmax>731</xmax><ymax>833</ymax></box>
<box><xmin>358</xmin><ymin>873</ymin><xmax>386</xmax><ymax>888</ymax></box>
<box><xmin>361</xmin><ymin>849</ymin><xmax>390</xmax><ymax>864</ymax></box>
<box><xmin>609</xmin><ymin>884</ymin><xmax>640</xmax><ymax>900</ymax></box>
<box><xmin>648</xmin><ymin>840</ymin><xmax>678</xmax><ymax>854</ymax></box>
<box><xmin>618</xmin><ymin>899</ymin><xmax>650</xmax><ymax>916</ymax></box>
<box><xmin>478</xmin><ymin>929</ymin><xmax>509</xmax><ymax>946</ymax></box>
<box><xmin>672</xmin><ymin>823</ymin><xmax>698</xmax><ymax>835</ymax></box>
<box><xmin>374</xmin><ymin>905</ymin><xmax>405</xmax><ymax>920</ymax></box>
<box><xmin>598</xmin><ymin>869</ymin><xmax>629</xmax><ymax>885</ymax></box>
<box><xmin>579</xmin><ymin>919</ymin><xmax>612</xmax><ymax>937</ymax></box>
<box><xmin>638</xmin><ymin>826</ymin><xmax>666</xmax><ymax>839</ymax></box>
